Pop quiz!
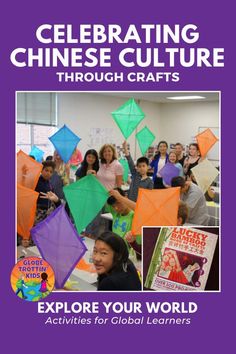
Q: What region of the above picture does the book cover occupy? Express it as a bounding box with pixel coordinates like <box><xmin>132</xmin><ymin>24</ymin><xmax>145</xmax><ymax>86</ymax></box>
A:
<box><xmin>145</xmin><ymin>227</ymin><xmax>218</xmax><ymax>291</ymax></box>
<box><xmin>0</xmin><ymin>0</ymin><xmax>234</xmax><ymax>353</ymax></box>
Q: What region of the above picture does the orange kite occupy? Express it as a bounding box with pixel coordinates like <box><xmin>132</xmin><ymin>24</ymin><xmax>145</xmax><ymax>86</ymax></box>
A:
<box><xmin>17</xmin><ymin>150</ymin><xmax>43</xmax><ymax>190</ymax></box>
<box><xmin>76</xmin><ymin>258</ymin><xmax>96</xmax><ymax>273</ymax></box>
<box><xmin>131</xmin><ymin>187</ymin><xmax>180</xmax><ymax>235</ymax></box>
<box><xmin>17</xmin><ymin>184</ymin><xmax>39</xmax><ymax>239</ymax></box>
<box><xmin>195</xmin><ymin>128</ymin><xmax>218</xmax><ymax>157</ymax></box>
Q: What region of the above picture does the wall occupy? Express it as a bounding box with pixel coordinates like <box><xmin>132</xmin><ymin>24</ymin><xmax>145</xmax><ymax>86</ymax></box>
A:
<box><xmin>57</xmin><ymin>92</ymin><xmax>161</xmax><ymax>159</ymax></box>
<box><xmin>159</xmin><ymin>101</ymin><xmax>219</xmax><ymax>162</ymax></box>
<box><xmin>57</xmin><ymin>93</ymin><xmax>219</xmax><ymax>162</ymax></box>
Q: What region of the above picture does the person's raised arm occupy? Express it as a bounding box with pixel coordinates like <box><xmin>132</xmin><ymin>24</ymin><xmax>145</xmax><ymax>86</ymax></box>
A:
<box><xmin>109</xmin><ymin>189</ymin><xmax>136</xmax><ymax>211</ymax></box>
<box><xmin>122</xmin><ymin>140</ymin><xmax>129</xmax><ymax>156</ymax></box>
<box><xmin>122</xmin><ymin>140</ymin><xmax>136</xmax><ymax>174</ymax></box>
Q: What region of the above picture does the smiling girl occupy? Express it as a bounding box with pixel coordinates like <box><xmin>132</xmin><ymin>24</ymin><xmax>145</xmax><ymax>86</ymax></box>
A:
<box><xmin>168</xmin><ymin>151</ymin><xmax>184</xmax><ymax>177</ymax></box>
<box><xmin>75</xmin><ymin>149</ymin><xmax>99</xmax><ymax>180</ymax></box>
<box><xmin>92</xmin><ymin>232</ymin><xmax>141</xmax><ymax>291</ymax></box>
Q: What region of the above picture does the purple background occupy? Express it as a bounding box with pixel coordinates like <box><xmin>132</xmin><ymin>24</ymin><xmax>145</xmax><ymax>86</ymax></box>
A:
<box><xmin>1</xmin><ymin>0</ymin><xmax>234</xmax><ymax>352</ymax></box>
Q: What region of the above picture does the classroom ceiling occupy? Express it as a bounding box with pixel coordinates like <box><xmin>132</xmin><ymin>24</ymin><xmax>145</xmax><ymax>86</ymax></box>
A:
<box><xmin>98</xmin><ymin>92</ymin><xmax>219</xmax><ymax>103</ymax></box>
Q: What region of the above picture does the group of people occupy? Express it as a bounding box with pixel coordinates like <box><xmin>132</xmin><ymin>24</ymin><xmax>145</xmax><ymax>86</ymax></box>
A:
<box><xmin>150</xmin><ymin>141</ymin><xmax>202</xmax><ymax>187</ymax></box>
<box><xmin>18</xmin><ymin>139</ymin><xmax>218</xmax><ymax>291</ymax></box>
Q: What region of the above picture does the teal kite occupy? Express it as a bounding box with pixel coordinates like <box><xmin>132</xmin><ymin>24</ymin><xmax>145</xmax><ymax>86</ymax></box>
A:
<box><xmin>29</xmin><ymin>145</ymin><xmax>44</xmax><ymax>162</ymax></box>
<box><xmin>136</xmin><ymin>126</ymin><xmax>156</xmax><ymax>155</ymax></box>
<box><xmin>119</xmin><ymin>158</ymin><xmax>130</xmax><ymax>183</ymax></box>
<box><xmin>49</xmin><ymin>124</ymin><xmax>81</xmax><ymax>163</ymax></box>
<box><xmin>63</xmin><ymin>174</ymin><xmax>109</xmax><ymax>234</ymax></box>
<box><xmin>111</xmin><ymin>98</ymin><xmax>145</xmax><ymax>139</ymax></box>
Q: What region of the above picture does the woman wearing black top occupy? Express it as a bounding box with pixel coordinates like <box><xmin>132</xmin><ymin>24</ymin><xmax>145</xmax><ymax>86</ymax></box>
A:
<box><xmin>75</xmin><ymin>149</ymin><xmax>99</xmax><ymax>180</ymax></box>
<box><xmin>183</xmin><ymin>143</ymin><xmax>202</xmax><ymax>178</ymax></box>
<box><xmin>92</xmin><ymin>232</ymin><xmax>141</xmax><ymax>291</ymax></box>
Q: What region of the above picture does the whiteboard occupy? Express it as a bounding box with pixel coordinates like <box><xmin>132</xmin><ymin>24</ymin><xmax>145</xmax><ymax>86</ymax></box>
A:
<box><xmin>198</xmin><ymin>127</ymin><xmax>219</xmax><ymax>163</ymax></box>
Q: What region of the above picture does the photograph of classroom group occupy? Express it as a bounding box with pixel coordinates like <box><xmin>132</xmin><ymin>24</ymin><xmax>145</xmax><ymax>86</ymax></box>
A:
<box><xmin>16</xmin><ymin>91</ymin><xmax>220</xmax><ymax>294</ymax></box>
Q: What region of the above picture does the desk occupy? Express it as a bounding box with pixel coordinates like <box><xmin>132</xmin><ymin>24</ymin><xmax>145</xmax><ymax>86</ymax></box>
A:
<box><xmin>207</xmin><ymin>201</ymin><xmax>220</xmax><ymax>219</ymax></box>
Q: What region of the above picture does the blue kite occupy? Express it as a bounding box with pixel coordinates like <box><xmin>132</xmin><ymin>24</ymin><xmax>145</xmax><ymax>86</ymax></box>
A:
<box><xmin>49</xmin><ymin>124</ymin><xmax>81</xmax><ymax>163</ymax></box>
<box><xmin>29</xmin><ymin>145</ymin><xmax>44</xmax><ymax>162</ymax></box>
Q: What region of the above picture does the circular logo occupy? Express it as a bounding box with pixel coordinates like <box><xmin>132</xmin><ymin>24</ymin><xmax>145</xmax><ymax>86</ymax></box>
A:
<box><xmin>11</xmin><ymin>257</ymin><xmax>55</xmax><ymax>301</ymax></box>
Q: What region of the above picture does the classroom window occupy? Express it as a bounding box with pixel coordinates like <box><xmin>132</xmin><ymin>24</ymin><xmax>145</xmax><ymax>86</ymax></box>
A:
<box><xmin>17</xmin><ymin>92</ymin><xmax>57</xmax><ymax>126</ymax></box>
<box><xmin>17</xmin><ymin>123</ymin><xmax>57</xmax><ymax>157</ymax></box>
<box><xmin>16</xmin><ymin>92</ymin><xmax>58</xmax><ymax>157</ymax></box>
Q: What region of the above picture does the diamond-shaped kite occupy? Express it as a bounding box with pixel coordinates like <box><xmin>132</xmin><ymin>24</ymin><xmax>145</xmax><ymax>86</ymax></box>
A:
<box><xmin>49</xmin><ymin>124</ymin><xmax>81</xmax><ymax>163</ymax></box>
<box><xmin>119</xmin><ymin>158</ymin><xmax>130</xmax><ymax>183</ymax></box>
<box><xmin>63</xmin><ymin>174</ymin><xmax>109</xmax><ymax>234</ymax></box>
<box><xmin>159</xmin><ymin>163</ymin><xmax>180</xmax><ymax>186</ymax></box>
<box><xmin>29</xmin><ymin>145</ymin><xmax>44</xmax><ymax>162</ymax></box>
<box><xmin>17</xmin><ymin>150</ymin><xmax>43</xmax><ymax>190</ymax></box>
<box><xmin>196</xmin><ymin>128</ymin><xmax>218</xmax><ymax>157</ymax></box>
<box><xmin>111</xmin><ymin>98</ymin><xmax>145</xmax><ymax>139</ymax></box>
<box><xmin>131</xmin><ymin>187</ymin><xmax>180</xmax><ymax>234</ymax></box>
<box><xmin>191</xmin><ymin>158</ymin><xmax>219</xmax><ymax>194</ymax></box>
<box><xmin>31</xmin><ymin>205</ymin><xmax>87</xmax><ymax>289</ymax></box>
<box><xmin>136</xmin><ymin>126</ymin><xmax>156</xmax><ymax>155</ymax></box>
<box><xmin>17</xmin><ymin>184</ymin><xmax>39</xmax><ymax>239</ymax></box>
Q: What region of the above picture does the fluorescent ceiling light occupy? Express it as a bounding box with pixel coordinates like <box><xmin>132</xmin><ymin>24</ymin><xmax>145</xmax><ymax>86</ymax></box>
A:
<box><xmin>166</xmin><ymin>96</ymin><xmax>206</xmax><ymax>100</ymax></box>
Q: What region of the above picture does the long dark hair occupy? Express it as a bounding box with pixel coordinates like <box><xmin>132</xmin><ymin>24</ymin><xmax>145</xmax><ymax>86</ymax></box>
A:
<box><xmin>96</xmin><ymin>232</ymin><xmax>129</xmax><ymax>275</ymax></box>
<box><xmin>79</xmin><ymin>149</ymin><xmax>99</xmax><ymax>178</ymax></box>
<box><xmin>154</xmin><ymin>140</ymin><xmax>168</xmax><ymax>160</ymax></box>
<box><xmin>41</xmin><ymin>272</ymin><xmax>48</xmax><ymax>283</ymax></box>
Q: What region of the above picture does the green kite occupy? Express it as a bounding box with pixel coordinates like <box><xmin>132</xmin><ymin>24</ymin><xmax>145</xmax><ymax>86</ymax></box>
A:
<box><xmin>136</xmin><ymin>126</ymin><xmax>156</xmax><ymax>155</ymax></box>
<box><xmin>119</xmin><ymin>158</ymin><xmax>130</xmax><ymax>183</ymax></box>
<box><xmin>111</xmin><ymin>98</ymin><xmax>145</xmax><ymax>139</ymax></box>
<box><xmin>63</xmin><ymin>174</ymin><xmax>109</xmax><ymax>233</ymax></box>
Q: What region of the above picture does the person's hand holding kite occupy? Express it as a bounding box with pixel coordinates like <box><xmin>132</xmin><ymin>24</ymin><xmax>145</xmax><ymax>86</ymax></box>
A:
<box><xmin>108</xmin><ymin>189</ymin><xmax>136</xmax><ymax>211</ymax></box>
<box><xmin>17</xmin><ymin>150</ymin><xmax>43</xmax><ymax>190</ymax></box>
<box><xmin>22</xmin><ymin>164</ymin><xmax>29</xmax><ymax>176</ymax></box>
<box><xmin>86</xmin><ymin>169</ymin><xmax>97</xmax><ymax>176</ymax></box>
<box><xmin>21</xmin><ymin>164</ymin><xmax>29</xmax><ymax>185</ymax></box>
<box><xmin>125</xmin><ymin>231</ymin><xmax>136</xmax><ymax>243</ymax></box>
<box><xmin>40</xmin><ymin>191</ymin><xmax>60</xmax><ymax>203</ymax></box>
<box><xmin>207</xmin><ymin>187</ymin><xmax>219</xmax><ymax>202</ymax></box>
<box><xmin>109</xmin><ymin>189</ymin><xmax>123</xmax><ymax>201</ymax></box>
<box><xmin>122</xmin><ymin>140</ymin><xmax>129</xmax><ymax>156</ymax></box>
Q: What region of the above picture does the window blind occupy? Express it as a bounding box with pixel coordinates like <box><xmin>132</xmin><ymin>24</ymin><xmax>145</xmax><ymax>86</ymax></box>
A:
<box><xmin>17</xmin><ymin>92</ymin><xmax>57</xmax><ymax>126</ymax></box>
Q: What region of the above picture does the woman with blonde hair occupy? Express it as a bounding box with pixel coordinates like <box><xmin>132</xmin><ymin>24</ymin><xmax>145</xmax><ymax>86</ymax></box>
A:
<box><xmin>53</xmin><ymin>150</ymin><xmax>70</xmax><ymax>186</ymax></box>
<box><xmin>96</xmin><ymin>144</ymin><xmax>123</xmax><ymax>190</ymax></box>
